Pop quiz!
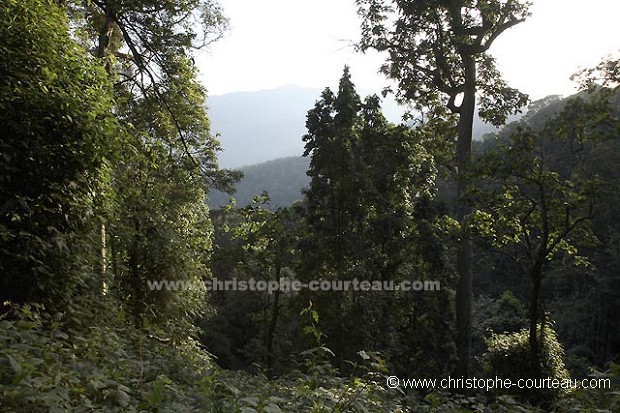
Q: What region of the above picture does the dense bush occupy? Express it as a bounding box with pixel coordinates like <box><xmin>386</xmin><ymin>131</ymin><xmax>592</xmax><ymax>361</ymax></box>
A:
<box><xmin>2</xmin><ymin>301</ymin><xmax>617</xmax><ymax>413</ymax></box>
<box><xmin>0</xmin><ymin>301</ymin><xmax>215</xmax><ymax>412</ymax></box>
<box><xmin>0</xmin><ymin>302</ymin><xmax>407</xmax><ymax>413</ymax></box>
<box><xmin>484</xmin><ymin>324</ymin><xmax>570</xmax><ymax>407</ymax></box>
<box><xmin>0</xmin><ymin>0</ymin><xmax>119</xmax><ymax>308</ymax></box>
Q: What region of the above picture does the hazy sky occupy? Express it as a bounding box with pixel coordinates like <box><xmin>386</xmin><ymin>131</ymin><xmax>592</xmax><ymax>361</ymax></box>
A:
<box><xmin>197</xmin><ymin>0</ymin><xmax>620</xmax><ymax>100</ymax></box>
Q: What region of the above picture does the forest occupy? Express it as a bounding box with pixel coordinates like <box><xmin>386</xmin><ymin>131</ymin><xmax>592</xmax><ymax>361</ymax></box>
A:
<box><xmin>1</xmin><ymin>0</ymin><xmax>619</xmax><ymax>412</ymax></box>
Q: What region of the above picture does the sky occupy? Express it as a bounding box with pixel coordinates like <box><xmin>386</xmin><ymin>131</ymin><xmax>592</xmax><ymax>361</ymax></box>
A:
<box><xmin>196</xmin><ymin>0</ymin><xmax>620</xmax><ymax>100</ymax></box>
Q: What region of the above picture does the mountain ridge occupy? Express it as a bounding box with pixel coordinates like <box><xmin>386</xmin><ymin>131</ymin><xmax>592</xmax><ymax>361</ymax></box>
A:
<box><xmin>207</xmin><ymin>91</ymin><xmax>609</xmax><ymax>211</ymax></box>
<box><xmin>207</xmin><ymin>85</ymin><xmax>518</xmax><ymax>169</ymax></box>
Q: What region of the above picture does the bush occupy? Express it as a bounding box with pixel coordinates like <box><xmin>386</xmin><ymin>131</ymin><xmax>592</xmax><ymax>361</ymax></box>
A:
<box><xmin>0</xmin><ymin>301</ymin><xmax>215</xmax><ymax>412</ymax></box>
<box><xmin>484</xmin><ymin>323</ymin><xmax>570</xmax><ymax>407</ymax></box>
<box><xmin>556</xmin><ymin>362</ymin><xmax>620</xmax><ymax>412</ymax></box>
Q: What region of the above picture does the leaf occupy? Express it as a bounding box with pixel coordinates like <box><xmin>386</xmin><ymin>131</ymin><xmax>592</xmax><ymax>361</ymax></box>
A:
<box><xmin>241</xmin><ymin>396</ymin><xmax>259</xmax><ymax>407</ymax></box>
<box><xmin>319</xmin><ymin>346</ymin><xmax>335</xmax><ymax>357</ymax></box>
<box><xmin>116</xmin><ymin>389</ymin><xmax>130</xmax><ymax>407</ymax></box>
<box><xmin>263</xmin><ymin>403</ymin><xmax>284</xmax><ymax>413</ymax></box>
<box><xmin>6</xmin><ymin>354</ymin><xmax>22</xmax><ymax>375</ymax></box>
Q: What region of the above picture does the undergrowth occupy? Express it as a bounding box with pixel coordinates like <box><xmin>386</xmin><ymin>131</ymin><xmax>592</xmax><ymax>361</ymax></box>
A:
<box><xmin>1</xmin><ymin>301</ymin><xmax>618</xmax><ymax>412</ymax></box>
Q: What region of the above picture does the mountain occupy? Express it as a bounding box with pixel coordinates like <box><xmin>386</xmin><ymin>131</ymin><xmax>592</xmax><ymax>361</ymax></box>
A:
<box><xmin>207</xmin><ymin>85</ymin><xmax>406</xmax><ymax>168</ymax></box>
<box><xmin>207</xmin><ymin>85</ymin><xmax>516</xmax><ymax>169</ymax></box>
<box><xmin>207</xmin><ymin>156</ymin><xmax>310</xmax><ymax>210</ymax></box>
<box><xmin>207</xmin><ymin>93</ymin><xmax>603</xmax><ymax>211</ymax></box>
<box><xmin>207</xmin><ymin>86</ymin><xmax>319</xmax><ymax>168</ymax></box>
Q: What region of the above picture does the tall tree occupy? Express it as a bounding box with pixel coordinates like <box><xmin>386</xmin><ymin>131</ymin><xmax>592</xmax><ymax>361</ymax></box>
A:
<box><xmin>301</xmin><ymin>68</ymin><xmax>450</xmax><ymax>372</ymax></box>
<box><xmin>74</xmin><ymin>0</ymin><xmax>235</xmax><ymax>188</ymax></box>
<box><xmin>63</xmin><ymin>0</ymin><xmax>239</xmax><ymax>330</ymax></box>
<box><xmin>0</xmin><ymin>0</ymin><xmax>120</xmax><ymax>307</ymax></box>
<box><xmin>356</xmin><ymin>0</ymin><xmax>530</xmax><ymax>376</ymax></box>
<box><xmin>473</xmin><ymin>95</ymin><xmax>617</xmax><ymax>356</ymax></box>
<box><xmin>302</xmin><ymin>66</ymin><xmax>363</xmax><ymax>278</ymax></box>
<box><xmin>226</xmin><ymin>196</ymin><xmax>299</xmax><ymax>378</ymax></box>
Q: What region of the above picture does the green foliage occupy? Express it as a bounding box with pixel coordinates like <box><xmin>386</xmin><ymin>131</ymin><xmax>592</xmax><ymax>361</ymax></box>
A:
<box><xmin>301</xmin><ymin>66</ymin><xmax>364</xmax><ymax>273</ymax></box>
<box><xmin>93</xmin><ymin>2</ymin><xmax>234</xmax><ymax>328</ymax></box>
<box><xmin>109</xmin><ymin>131</ymin><xmax>214</xmax><ymax>329</ymax></box>
<box><xmin>472</xmin><ymin>90</ymin><xmax>620</xmax><ymax>360</ymax></box>
<box><xmin>201</xmin><ymin>305</ymin><xmax>398</xmax><ymax>413</ymax></box>
<box><xmin>0</xmin><ymin>301</ymin><xmax>214</xmax><ymax>412</ymax></box>
<box><xmin>471</xmin><ymin>89</ymin><xmax>620</xmax><ymax>367</ymax></box>
<box><xmin>3</xmin><ymin>2</ymin><xmax>619</xmax><ymax>413</ymax></box>
<box><xmin>299</xmin><ymin>68</ymin><xmax>453</xmax><ymax>377</ymax></box>
<box><xmin>472</xmin><ymin>115</ymin><xmax>600</xmax><ymax>268</ymax></box>
<box><xmin>298</xmin><ymin>301</ymin><xmax>339</xmax><ymax>386</ymax></box>
<box><xmin>485</xmin><ymin>324</ymin><xmax>571</xmax><ymax>407</ymax></box>
<box><xmin>201</xmin><ymin>197</ymin><xmax>301</xmax><ymax>376</ymax></box>
<box><xmin>479</xmin><ymin>291</ymin><xmax>527</xmax><ymax>335</ymax></box>
<box><xmin>556</xmin><ymin>363</ymin><xmax>620</xmax><ymax>413</ymax></box>
<box><xmin>356</xmin><ymin>0</ymin><xmax>530</xmax><ymax>124</ymax></box>
<box><xmin>0</xmin><ymin>0</ymin><xmax>121</xmax><ymax>307</ymax></box>
<box><xmin>201</xmin><ymin>368</ymin><xmax>407</xmax><ymax>413</ymax></box>
<box><xmin>356</xmin><ymin>0</ymin><xmax>531</xmax><ymax>378</ymax></box>
<box><xmin>573</xmin><ymin>53</ymin><xmax>620</xmax><ymax>91</ymax></box>
<box><xmin>0</xmin><ymin>303</ymin><xmax>403</xmax><ymax>413</ymax></box>
<box><xmin>1</xmin><ymin>303</ymin><xmax>611</xmax><ymax>412</ymax></box>
<box><xmin>65</xmin><ymin>0</ymin><xmax>237</xmax><ymax>330</ymax></box>
<box><xmin>472</xmin><ymin>291</ymin><xmax>528</xmax><ymax>368</ymax></box>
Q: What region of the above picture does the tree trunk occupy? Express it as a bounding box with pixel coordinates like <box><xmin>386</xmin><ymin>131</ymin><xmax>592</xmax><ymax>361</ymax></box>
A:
<box><xmin>528</xmin><ymin>265</ymin><xmax>542</xmax><ymax>356</ymax></box>
<box><xmin>265</xmin><ymin>263</ymin><xmax>282</xmax><ymax>379</ymax></box>
<box><xmin>97</xmin><ymin>5</ymin><xmax>116</xmax><ymax>60</ymax></box>
<box><xmin>455</xmin><ymin>55</ymin><xmax>476</xmax><ymax>379</ymax></box>
<box><xmin>95</xmin><ymin>2</ymin><xmax>115</xmax><ymax>295</ymax></box>
<box><xmin>130</xmin><ymin>217</ymin><xmax>143</xmax><ymax>328</ymax></box>
<box><xmin>99</xmin><ymin>222</ymin><xmax>107</xmax><ymax>295</ymax></box>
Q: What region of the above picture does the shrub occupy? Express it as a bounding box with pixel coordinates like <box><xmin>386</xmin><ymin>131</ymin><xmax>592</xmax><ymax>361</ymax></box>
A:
<box><xmin>484</xmin><ymin>323</ymin><xmax>570</xmax><ymax>407</ymax></box>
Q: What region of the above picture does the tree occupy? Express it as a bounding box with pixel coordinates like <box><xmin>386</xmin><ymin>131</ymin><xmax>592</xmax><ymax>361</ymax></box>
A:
<box><xmin>302</xmin><ymin>66</ymin><xmax>363</xmax><ymax>278</ymax></box>
<box><xmin>60</xmin><ymin>0</ymin><xmax>241</xmax><ymax>330</ymax></box>
<box><xmin>573</xmin><ymin>53</ymin><xmax>620</xmax><ymax>91</ymax></box>
<box><xmin>0</xmin><ymin>0</ymin><xmax>121</xmax><ymax>307</ymax></box>
<box><xmin>200</xmin><ymin>196</ymin><xmax>301</xmax><ymax>377</ymax></box>
<box><xmin>109</xmin><ymin>135</ymin><xmax>215</xmax><ymax>330</ymax></box>
<box><xmin>473</xmin><ymin>96</ymin><xmax>616</xmax><ymax>355</ymax></box>
<box><xmin>228</xmin><ymin>196</ymin><xmax>299</xmax><ymax>378</ymax></box>
<box><xmin>300</xmin><ymin>67</ymin><xmax>366</xmax><ymax>367</ymax></box>
<box><xmin>356</xmin><ymin>0</ymin><xmax>530</xmax><ymax>376</ymax></box>
<box><xmin>301</xmin><ymin>68</ymin><xmax>452</xmax><ymax>374</ymax></box>
<box><xmin>65</xmin><ymin>0</ymin><xmax>236</xmax><ymax>189</ymax></box>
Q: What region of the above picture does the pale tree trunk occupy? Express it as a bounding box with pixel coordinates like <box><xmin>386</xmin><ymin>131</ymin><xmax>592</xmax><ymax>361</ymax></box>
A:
<box><xmin>455</xmin><ymin>55</ymin><xmax>476</xmax><ymax>378</ymax></box>
<box><xmin>99</xmin><ymin>222</ymin><xmax>107</xmax><ymax>295</ymax></box>
<box><xmin>96</xmin><ymin>3</ymin><xmax>115</xmax><ymax>296</ymax></box>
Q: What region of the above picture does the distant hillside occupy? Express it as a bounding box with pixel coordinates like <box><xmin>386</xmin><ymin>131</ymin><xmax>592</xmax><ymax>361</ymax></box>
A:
<box><xmin>476</xmin><ymin>90</ymin><xmax>620</xmax><ymax>152</ymax></box>
<box><xmin>207</xmin><ymin>92</ymin><xmax>610</xmax><ymax>211</ymax></box>
<box><xmin>206</xmin><ymin>85</ymin><xmax>506</xmax><ymax>169</ymax></box>
<box><xmin>208</xmin><ymin>156</ymin><xmax>310</xmax><ymax>210</ymax></box>
<box><xmin>207</xmin><ymin>86</ymin><xmax>319</xmax><ymax>168</ymax></box>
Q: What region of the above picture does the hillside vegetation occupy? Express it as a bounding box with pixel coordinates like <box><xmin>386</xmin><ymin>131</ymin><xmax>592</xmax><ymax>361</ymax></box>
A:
<box><xmin>1</xmin><ymin>1</ymin><xmax>619</xmax><ymax>412</ymax></box>
<box><xmin>208</xmin><ymin>157</ymin><xmax>310</xmax><ymax>210</ymax></box>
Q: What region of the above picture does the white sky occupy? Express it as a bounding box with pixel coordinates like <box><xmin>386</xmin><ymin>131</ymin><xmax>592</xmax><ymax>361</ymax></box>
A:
<box><xmin>197</xmin><ymin>0</ymin><xmax>620</xmax><ymax>100</ymax></box>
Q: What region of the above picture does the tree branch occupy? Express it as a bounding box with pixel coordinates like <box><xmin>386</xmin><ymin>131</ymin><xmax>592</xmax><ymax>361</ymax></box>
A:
<box><xmin>480</xmin><ymin>18</ymin><xmax>525</xmax><ymax>52</ymax></box>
